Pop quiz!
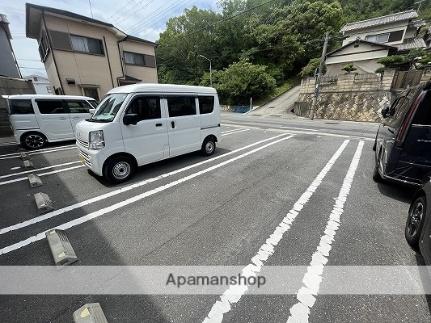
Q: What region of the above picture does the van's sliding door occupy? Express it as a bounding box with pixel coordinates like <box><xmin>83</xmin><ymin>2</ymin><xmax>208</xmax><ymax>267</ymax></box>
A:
<box><xmin>164</xmin><ymin>95</ymin><xmax>201</xmax><ymax>157</ymax></box>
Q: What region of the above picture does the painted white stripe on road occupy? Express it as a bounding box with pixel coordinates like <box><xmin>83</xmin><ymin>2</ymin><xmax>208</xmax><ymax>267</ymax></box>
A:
<box><xmin>287</xmin><ymin>141</ymin><xmax>364</xmax><ymax>323</ymax></box>
<box><xmin>0</xmin><ymin>161</ymin><xmax>81</xmax><ymax>179</ymax></box>
<box><xmin>0</xmin><ymin>133</ymin><xmax>290</xmax><ymax>235</ymax></box>
<box><xmin>222</xmin><ymin>129</ymin><xmax>250</xmax><ymax>136</ymax></box>
<box><xmin>0</xmin><ymin>165</ymin><xmax>85</xmax><ymax>186</ymax></box>
<box><xmin>0</xmin><ymin>145</ymin><xmax>77</xmax><ymax>160</ymax></box>
<box><xmin>202</xmin><ymin>140</ymin><xmax>350</xmax><ymax>323</ymax></box>
<box><xmin>0</xmin><ymin>134</ymin><xmax>294</xmax><ymax>256</ymax></box>
<box><xmin>223</xmin><ymin>122</ymin><xmax>375</xmax><ymax>141</ymax></box>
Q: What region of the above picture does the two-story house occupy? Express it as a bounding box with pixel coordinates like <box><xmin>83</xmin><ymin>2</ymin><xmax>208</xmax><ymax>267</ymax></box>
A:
<box><xmin>325</xmin><ymin>10</ymin><xmax>426</xmax><ymax>75</ymax></box>
<box><xmin>26</xmin><ymin>3</ymin><xmax>158</xmax><ymax>100</ymax></box>
<box><xmin>0</xmin><ymin>14</ymin><xmax>21</xmax><ymax>78</ymax></box>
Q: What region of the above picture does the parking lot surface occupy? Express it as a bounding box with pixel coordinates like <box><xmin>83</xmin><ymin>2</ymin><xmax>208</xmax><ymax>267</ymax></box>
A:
<box><xmin>0</xmin><ymin>114</ymin><xmax>429</xmax><ymax>322</ymax></box>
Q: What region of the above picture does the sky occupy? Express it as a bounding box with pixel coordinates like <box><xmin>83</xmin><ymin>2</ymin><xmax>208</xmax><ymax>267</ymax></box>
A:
<box><xmin>2</xmin><ymin>0</ymin><xmax>219</xmax><ymax>77</ymax></box>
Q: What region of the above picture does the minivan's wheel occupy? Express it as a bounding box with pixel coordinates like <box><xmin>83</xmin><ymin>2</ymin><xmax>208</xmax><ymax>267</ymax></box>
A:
<box><xmin>22</xmin><ymin>132</ymin><xmax>46</xmax><ymax>150</ymax></box>
<box><xmin>201</xmin><ymin>138</ymin><xmax>216</xmax><ymax>156</ymax></box>
<box><xmin>103</xmin><ymin>156</ymin><xmax>135</xmax><ymax>184</ymax></box>
<box><xmin>405</xmin><ymin>195</ymin><xmax>426</xmax><ymax>251</ymax></box>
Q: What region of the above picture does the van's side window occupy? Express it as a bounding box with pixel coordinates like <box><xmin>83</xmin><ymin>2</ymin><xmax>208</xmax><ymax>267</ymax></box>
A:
<box><xmin>9</xmin><ymin>100</ymin><xmax>34</xmax><ymax>114</ymax></box>
<box><xmin>199</xmin><ymin>96</ymin><xmax>214</xmax><ymax>114</ymax></box>
<box><xmin>167</xmin><ymin>96</ymin><xmax>196</xmax><ymax>117</ymax></box>
<box><xmin>412</xmin><ymin>91</ymin><xmax>431</xmax><ymax>126</ymax></box>
<box><xmin>36</xmin><ymin>100</ymin><xmax>66</xmax><ymax>114</ymax></box>
<box><xmin>66</xmin><ymin>100</ymin><xmax>92</xmax><ymax>113</ymax></box>
<box><xmin>126</xmin><ymin>96</ymin><xmax>161</xmax><ymax>120</ymax></box>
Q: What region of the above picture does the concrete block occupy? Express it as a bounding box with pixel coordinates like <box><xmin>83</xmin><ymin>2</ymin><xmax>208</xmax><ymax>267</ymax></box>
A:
<box><xmin>20</xmin><ymin>152</ymin><xmax>28</xmax><ymax>160</ymax></box>
<box><xmin>34</xmin><ymin>192</ymin><xmax>53</xmax><ymax>214</ymax></box>
<box><xmin>23</xmin><ymin>160</ymin><xmax>34</xmax><ymax>169</ymax></box>
<box><xmin>45</xmin><ymin>229</ymin><xmax>78</xmax><ymax>266</ymax></box>
<box><xmin>73</xmin><ymin>303</ymin><xmax>108</xmax><ymax>323</ymax></box>
<box><xmin>28</xmin><ymin>174</ymin><xmax>43</xmax><ymax>188</ymax></box>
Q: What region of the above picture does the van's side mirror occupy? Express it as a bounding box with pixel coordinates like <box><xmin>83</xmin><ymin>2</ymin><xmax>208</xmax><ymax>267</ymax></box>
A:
<box><xmin>89</xmin><ymin>108</ymin><xmax>95</xmax><ymax>115</ymax></box>
<box><xmin>123</xmin><ymin>113</ymin><xmax>139</xmax><ymax>125</ymax></box>
<box><xmin>381</xmin><ymin>103</ymin><xmax>390</xmax><ymax>118</ymax></box>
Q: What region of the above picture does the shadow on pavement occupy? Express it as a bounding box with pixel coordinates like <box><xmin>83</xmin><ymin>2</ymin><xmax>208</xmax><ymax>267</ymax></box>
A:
<box><xmin>377</xmin><ymin>181</ymin><xmax>417</xmax><ymax>203</ymax></box>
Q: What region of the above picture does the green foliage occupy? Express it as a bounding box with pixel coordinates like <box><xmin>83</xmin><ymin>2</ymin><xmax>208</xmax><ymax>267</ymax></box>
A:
<box><xmin>201</xmin><ymin>59</ymin><xmax>276</xmax><ymax>105</ymax></box>
<box><xmin>300</xmin><ymin>58</ymin><xmax>326</xmax><ymax>78</ymax></box>
<box><xmin>156</xmin><ymin>0</ymin><xmax>431</xmax><ymax>101</ymax></box>
<box><xmin>342</xmin><ymin>63</ymin><xmax>357</xmax><ymax>73</ymax></box>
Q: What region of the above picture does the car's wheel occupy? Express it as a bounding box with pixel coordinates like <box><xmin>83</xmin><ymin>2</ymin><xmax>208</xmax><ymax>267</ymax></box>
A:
<box><xmin>201</xmin><ymin>137</ymin><xmax>216</xmax><ymax>156</ymax></box>
<box><xmin>103</xmin><ymin>155</ymin><xmax>135</xmax><ymax>184</ymax></box>
<box><xmin>405</xmin><ymin>195</ymin><xmax>426</xmax><ymax>251</ymax></box>
<box><xmin>373</xmin><ymin>151</ymin><xmax>382</xmax><ymax>182</ymax></box>
<box><xmin>21</xmin><ymin>132</ymin><xmax>46</xmax><ymax>150</ymax></box>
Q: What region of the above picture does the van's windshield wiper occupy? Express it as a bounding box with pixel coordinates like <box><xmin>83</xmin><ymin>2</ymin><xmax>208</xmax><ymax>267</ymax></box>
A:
<box><xmin>86</xmin><ymin>118</ymin><xmax>112</xmax><ymax>123</ymax></box>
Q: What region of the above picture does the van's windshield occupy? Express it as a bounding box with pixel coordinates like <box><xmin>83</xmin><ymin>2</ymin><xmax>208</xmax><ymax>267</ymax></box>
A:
<box><xmin>89</xmin><ymin>93</ymin><xmax>128</xmax><ymax>122</ymax></box>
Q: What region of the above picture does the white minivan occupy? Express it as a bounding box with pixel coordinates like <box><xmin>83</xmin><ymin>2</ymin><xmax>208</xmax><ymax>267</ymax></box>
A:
<box><xmin>75</xmin><ymin>84</ymin><xmax>221</xmax><ymax>183</ymax></box>
<box><xmin>3</xmin><ymin>94</ymin><xmax>97</xmax><ymax>149</ymax></box>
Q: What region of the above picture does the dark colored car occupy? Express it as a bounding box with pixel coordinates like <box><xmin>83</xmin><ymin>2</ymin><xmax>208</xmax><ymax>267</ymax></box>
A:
<box><xmin>405</xmin><ymin>181</ymin><xmax>431</xmax><ymax>263</ymax></box>
<box><xmin>373</xmin><ymin>83</ymin><xmax>431</xmax><ymax>186</ymax></box>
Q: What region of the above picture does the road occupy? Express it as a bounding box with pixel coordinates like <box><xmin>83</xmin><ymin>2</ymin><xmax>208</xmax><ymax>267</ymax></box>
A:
<box><xmin>248</xmin><ymin>85</ymin><xmax>300</xmax><ymax>118</ymax></box>
<box><xmin>0</xmin><ymin>113</ymin><xmax>429</xmax><ymax>322</ymax></box>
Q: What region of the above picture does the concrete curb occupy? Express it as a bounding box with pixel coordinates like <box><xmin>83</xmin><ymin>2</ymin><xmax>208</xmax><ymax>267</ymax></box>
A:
<box><xmin>34</xmin><ymin>192</ymin><xmax>54</xmax><ymax>214</ymax></box>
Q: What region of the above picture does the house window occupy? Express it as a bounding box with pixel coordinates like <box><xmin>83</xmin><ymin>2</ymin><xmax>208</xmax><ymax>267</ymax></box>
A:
<box><xmin>70</xmin><ymin>35</ymin><xmax>104</xmax><ymax>55</ymax></box>
<box><xmin>124</xmin><ymin>51</ymin><xmax>156</xmax><ymax>68</ymax></box>
<box><xmin>366</xmin><ymin>33</ymin><xmax>390</xmax><ymax>43</ymax></box>
<box><xmin>38</xmin><ymin>31</ymin><xmax>49</xmax><ymax>62</ymax></box>
<box><xmin>83</xmin><ymin>87</ymin><xmax>100</xmax><ymax>101</ymax></box>
<box><xmin>49</xmin><ymin>30</ymin><xmax>104</xmax><ymax>55</ymax></box>
<box><xmin>365</xmin><ymin>30</ymin><xmax>404</xmax><ymax>44</ymax></box>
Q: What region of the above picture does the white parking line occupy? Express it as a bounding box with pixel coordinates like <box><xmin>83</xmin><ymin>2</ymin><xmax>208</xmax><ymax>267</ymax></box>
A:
<box><xmin>0</xmin><ymin>145</ymin><xmax>77</xmax><ymax>160</ymax></box>
<box><xmin>223</xmin><ymin>122</ymin><xmax>375</xmax><ymax>141</ymax></box>
<box><xmin>222</xmin><ymin>129</ymin><xmax>250</xmax><ymax>136</ymax></box>
<box><xmin>202</xmin><ymin>139</ymin><xmax>350</xmax><ymax>323</ymax></box>
<box><xmin>287</xmin><ymin>141</ymin><xmax>364</xmax><ymax>323</ymax></box>
<box><xmin>0</xmin><ymin>134</ymin><xmax>295</xmax><ymax>256</ymax></box>
<box><xmin>0</xmin><ymin>161</ymin><xmax>81</xmax><ymax>179</ymax></box>
<box><xmin>0</xmin><ymin>133</ymin><xmax>291</xmax><ymax>235</ymax></box>
<box><xmin>0</xmin><ymin>165</ymin><xmax>85</xmax><ymax>186</ymax></box>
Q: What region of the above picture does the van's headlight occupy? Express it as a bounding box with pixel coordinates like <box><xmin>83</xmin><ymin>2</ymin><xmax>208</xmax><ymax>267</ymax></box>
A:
<box><xmin>89</xmin><ymin>130</ymin><xmax>105</xmax><ymax>150</ymax></box>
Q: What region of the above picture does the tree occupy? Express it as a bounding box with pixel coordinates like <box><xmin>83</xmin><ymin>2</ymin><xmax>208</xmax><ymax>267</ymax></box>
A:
<box><xmin>201</xmin><ymin>59</ymin><xmax>276</xmax><ymax>105</ymax></box>
<box><xmin>342</xmin><ymin>63</ymin><xmax>357</xmax><ymax>73</ymax></box>
<box><xmin>300</xmin><ymin>58</ymin><xmax>326</xmax><ymax>78</ymax></box>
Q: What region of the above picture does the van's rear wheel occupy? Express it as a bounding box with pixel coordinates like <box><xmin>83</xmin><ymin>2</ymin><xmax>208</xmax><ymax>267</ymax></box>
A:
<box><xmin>22</xmin><ymin>132</ymin><xmax>46</xmax><ymax>150</ymax></box>
<box><xmin>103</xmin><ymin>156</ymin><xmax>135</xmax><ymax>184</ymax></box>
<box><xmin>202</xmin><ymin>138</ymin><xmax>216</xmax><ymax>156</ymax></box>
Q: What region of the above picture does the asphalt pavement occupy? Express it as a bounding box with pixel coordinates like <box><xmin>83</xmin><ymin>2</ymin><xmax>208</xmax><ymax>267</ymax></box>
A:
<box><xmin>0</xmin><ymin>113</ymin><xmax>429</xmax><ymax>322</ymax></box>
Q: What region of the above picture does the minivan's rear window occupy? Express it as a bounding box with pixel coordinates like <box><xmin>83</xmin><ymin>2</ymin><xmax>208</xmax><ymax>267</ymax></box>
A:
<box><xmin>36</xmin><ymin>100</ymin><xmax>66</xmax><ymax>114</ymax></box>
<box><xmin>9</xmin><ymin>100</ymin><xmax>34</xmax><ymax>114</ymax></box>
<box><xmin>199</xmin><ymin>96</ymin><xmax>214</xmax><ymax>114</ymax></box>
<box><xmin>167</xmin><ymin>96</ymin><xmax>196</xmax><ymax>117</ymax></box>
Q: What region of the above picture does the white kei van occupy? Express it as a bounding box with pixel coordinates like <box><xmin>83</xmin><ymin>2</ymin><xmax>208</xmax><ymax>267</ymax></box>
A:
<box><xmin>3</xmin><ymin>94</ymin><xmax>97</xmax><ymax>149</ymax></box>
<box><xmin>75</xmin><ymin>84</ymin><xmax>221</xmax><ymax>183</ymax></box>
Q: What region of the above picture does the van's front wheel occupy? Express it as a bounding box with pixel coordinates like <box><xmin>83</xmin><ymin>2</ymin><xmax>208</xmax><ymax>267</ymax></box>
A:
<box><xmin>22</xmin><ymin>132</ymin><xmax>46</xmax><ymax>150</ymax></box>
<box><xmin>103</xmin><ymin>156</ymin><xmax>135</xmax><ymax>184</ymax></box>
<box><xmin>202</xmin><ymin>137</ymin><xmax>216</xmax><ymax>156</ymax></box>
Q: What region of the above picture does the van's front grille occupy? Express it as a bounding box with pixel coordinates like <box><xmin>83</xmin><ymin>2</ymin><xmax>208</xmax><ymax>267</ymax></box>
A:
<box><xmin>77</xmin><ymin>138</ymin><xmax>89</xmax><ymax>149</ymax></box>
<box><xmin>79</xmin><ymin>149</ymin><xmax>92</xmax><ymax>167</ymax></box>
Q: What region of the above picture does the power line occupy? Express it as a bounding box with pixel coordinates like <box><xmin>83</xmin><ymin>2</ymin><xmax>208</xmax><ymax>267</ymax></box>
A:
<box><xmin>127</xmin><ymin>0</ymin><xmax>192</xmax><ymax>33</ymax></box>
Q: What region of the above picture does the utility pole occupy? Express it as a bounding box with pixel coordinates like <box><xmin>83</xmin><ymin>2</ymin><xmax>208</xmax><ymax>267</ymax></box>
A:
<box><xmin>310</xmin><ymin>31</ymin><xmax>330</xmax><ymax>120</ymax></box>
<box><xmin>198</xmin><ymin>54</ymin><xmax>212</xmax><ymax>87</ymax></box>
